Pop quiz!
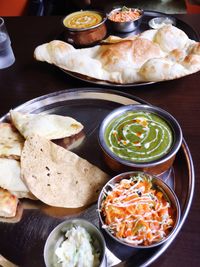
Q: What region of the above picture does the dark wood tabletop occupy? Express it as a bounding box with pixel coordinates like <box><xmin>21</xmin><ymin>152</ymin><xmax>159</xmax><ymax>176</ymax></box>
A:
<box><xmin>0</xmin><ymin>14</ymin><xmax>200</xmax><ymax>267</ymax></box>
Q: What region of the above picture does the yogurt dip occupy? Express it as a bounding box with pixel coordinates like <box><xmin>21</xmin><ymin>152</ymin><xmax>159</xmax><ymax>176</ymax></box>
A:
<box><xmin>105</xmin><ymin>110</ymin><xmax>173</xmax><ymax>163</ymax></box>
<box><xmin>54</xmin><ymin>225</ymin><xmax>100</xmax><ymax>267</ymax></box>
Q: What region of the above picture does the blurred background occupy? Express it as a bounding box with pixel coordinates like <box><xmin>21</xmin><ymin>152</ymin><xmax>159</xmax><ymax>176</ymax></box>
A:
<box><xmin>0</xmin><ymin>0</ymin><xmax>200</xmax><ymax>16</ymax></box>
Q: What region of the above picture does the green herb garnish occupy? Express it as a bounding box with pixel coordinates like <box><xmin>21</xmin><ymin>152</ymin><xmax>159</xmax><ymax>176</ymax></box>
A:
<box><xmin>121</xmin><ymin>6</ymin><xmax>131</xmax><ymax>12</ymax></box>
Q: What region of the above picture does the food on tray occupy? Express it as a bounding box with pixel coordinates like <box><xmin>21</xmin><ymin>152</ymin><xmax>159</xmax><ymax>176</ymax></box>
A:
<box><xmin>55</xmin><ymin>225</ymin><xmax>100</xmax><ymax>267</ymax></box>
<box><xmin>0</xmin><ymin>123</ymin><xmax>24</xmax><ymax>160</ymax></box>
<box><xmin>63</xmin><ymin>10</ymin><xmax>103</xmax><ymax>29</ymax></box>
<box><xmin>34</xmin><ymin>25</ymin><xmax>200</xmax><ymax>84</ymax></box>
<box><xmin>0</xmin><ymin>158</ymin><xmax>33</xmax><ymax>199</ymax></box>
<box><xmin>21</xmin><ymin>134</ymin><xmax>109</xmax><ymax>208</ymax></box>
<box><xmin>100</xmin><ymin>173</ymin><xmax>175</xmax><ymax>246</ymax></box>
<box><xmin>105</xmin><ymin>110</ymin><xmax>173</xmax><ymax>163</ymax></box>
<box><xmin>0</xmin><ymin>188</ymin><xmax>18</xmax><ymax>218</ymax></box>
<box><xmin>108</xmin><ymin>6</ymin><xmax>142</xmax><ymax>22</ymax></box>
<box><xmin>10</xmin><ymin>110</ymin><xmax>83</xmax><ymax>140</ymax></box>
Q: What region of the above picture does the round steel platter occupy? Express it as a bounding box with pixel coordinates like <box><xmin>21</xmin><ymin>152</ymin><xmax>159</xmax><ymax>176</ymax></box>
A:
<box><xmin>0</xmin><ymin>88</ymin><xmax>195</xmax><ymax>267</ymax></box>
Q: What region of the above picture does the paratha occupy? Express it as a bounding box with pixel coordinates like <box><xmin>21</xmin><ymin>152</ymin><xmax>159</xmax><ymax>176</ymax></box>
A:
<box><xmin>10</xmin><ymin>110</ymin><xmax>84</xmax><ymax>140</ymax></box>
<box><xmin>0</xmin><ymin>122</ymin><xmax>24</xmax><ymax>160</ymax></box>
<box><xmin>21</xmin><ymin>135</ymin><xmax>109</xmax><ymax>208</ymax></box>
<box><xmin>34</xmin><ymin>25</ymin><xmax>200</xmax><ymax>84</ymax></box>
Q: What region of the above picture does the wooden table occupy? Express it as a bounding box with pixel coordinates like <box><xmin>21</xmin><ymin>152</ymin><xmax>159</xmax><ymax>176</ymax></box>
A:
<box><xmin>0</xmin><ymin>14</ymin><xmax>200</xmax><ymax>267</ymax></box>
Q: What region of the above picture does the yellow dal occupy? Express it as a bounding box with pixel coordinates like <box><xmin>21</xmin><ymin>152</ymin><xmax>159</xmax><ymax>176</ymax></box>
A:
<box><xmin>63</xmin><ymin>11</ymin><xmax>103</xmax><ymax>29</ymax></box>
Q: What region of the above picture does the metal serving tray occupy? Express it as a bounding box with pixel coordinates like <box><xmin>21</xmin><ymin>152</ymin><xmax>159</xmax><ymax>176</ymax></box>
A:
<box><xmin>0</xmin><ymin>88</ymin><xmax>195</xmax><ymax>267</ymax></box>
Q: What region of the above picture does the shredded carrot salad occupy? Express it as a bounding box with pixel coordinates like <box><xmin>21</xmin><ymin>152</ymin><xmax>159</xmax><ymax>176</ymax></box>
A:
<box><xmin>108</xmin><ymin>7</ymin><xmax>141</xmax><ymax>22</ymax></box>
<box><xmin>100</xmin><ymin>173</ymin><xmax>175</xmax><ymax>246</ymax></box>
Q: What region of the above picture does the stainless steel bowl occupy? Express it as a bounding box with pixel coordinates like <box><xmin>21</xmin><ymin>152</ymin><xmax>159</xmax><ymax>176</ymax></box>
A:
<box><xmin>97</xmin><ymin>171</ymin><xmax>181</xmax><ymax>249</ymax></box>
<box><xmin>44</xmin><ymin>218</ymin><xmax>107</xmax><ymax>267</ymax></box>
<box><xmin>107</xmin><ymin>7</ymin><xmax>143</xmax><ymax>33</ymax></box>
<box><xmin>98</xmin><ymin>104</ymin><xmax>182</xmax><ymax>175</ymax></box>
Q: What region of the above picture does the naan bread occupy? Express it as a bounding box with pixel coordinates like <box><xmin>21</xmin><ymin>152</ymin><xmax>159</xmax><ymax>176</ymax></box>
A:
<box><xmin>10</xmin><ymin>110</ymin><xmax>83</xmax><ymax>140</ymax></box>
<box><xmin>0</xmin><ymin>188</ymin><xmax>18</xmax><ymax>218</ymax></box>
<box><xmin>0</xmin><ymin>123</ymin><xmax>24</xmax><ymax>159</ymax></box>
<box><xmin>21</xmin><ymin>135</ymin><xmax>109</xmax><ymax>208</ymax></box>
<box><xmin>0</xmin><ymin>158</ymin><xmax>33</xmax><ymax>199</ymax></box>
<box><xmin>34</xmin><ymin>25</ymin><xmax>200</xmax><ymax>84</ymax></box>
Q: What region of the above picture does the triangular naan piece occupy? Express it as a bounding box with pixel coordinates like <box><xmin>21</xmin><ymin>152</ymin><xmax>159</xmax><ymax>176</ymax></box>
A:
<box><xmin>34</xmin><ymin>25</ymin><xmax>200</xmax><ymax>84</ymax></box>
<box><xmin>10</xmin><ymin>110</ymin><xmax>83</xmax><ymax>140</ymax></box>
<box><xmin>0</xmin><ymin>158</ymin><xmax>33</xmax><ymax>199</ymax></box>
<box><xmin>0</xmin><ymin>123</ymin><xmax>24</xmax><ymax>159</ymax></box>
<box><xmin>21</xmin><ymin>135</ymin><xmax>109</xmax><ymax>208</ymax></box>
<box><xmin>0</xmin><ymin>188</ymin><xmax>18</xmax><ymax>218</ymax></box>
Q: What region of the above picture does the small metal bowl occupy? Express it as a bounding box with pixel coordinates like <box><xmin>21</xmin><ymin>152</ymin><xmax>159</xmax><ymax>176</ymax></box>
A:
<box><xmin>62</xmin><ymin>10</ymin><xmax>107</xmax><ymax>47</ymax></box>
<box><xmin>107</xmin><ymin>7</ymin><xmax>143</xmax><ymax>33</ymax></box>
<box><xmin>97</xmin><ymin>171</ymin><xmax>181</xmax><ymax>249</ymax></box>
<box><xmin>98</xmin><ymin>104</ymin><xmax>182</xmax><ymax>175</ymax></box>
<box><xmin>44</xmin><ymin>218</ymin><xmax>106</xmax><ymax>267</ymax></box>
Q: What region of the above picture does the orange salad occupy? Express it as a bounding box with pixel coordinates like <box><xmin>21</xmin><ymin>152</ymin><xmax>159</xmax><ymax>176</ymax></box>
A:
<box><xmin>100</xmin><ymin>173</ymin><xmax>175</xmax><ymax>246</ymax></box>
<box><xmin>108</xmin><ymin>6</ymin><xmax>142</xmax><ymax>23</ymax></box>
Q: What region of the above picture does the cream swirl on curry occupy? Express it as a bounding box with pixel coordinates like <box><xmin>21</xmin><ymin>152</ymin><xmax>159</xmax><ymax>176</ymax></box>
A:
<box><xmin>105</xmin><ymin>111</ymin><xmax>173</xmax><ymax>163</ymax></box>
<box><xmin>63</xmin><ymin>11</ymin><xmax>103</xmax><ymax>29</ymax></box>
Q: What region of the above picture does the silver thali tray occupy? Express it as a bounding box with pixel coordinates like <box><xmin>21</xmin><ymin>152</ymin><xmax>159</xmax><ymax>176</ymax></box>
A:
<box><xmin>0</xmin><ymin>88</ymin><xmax>195</xmax><ymax>267</ymax></box>
<box><xmin>59</xmin><ymin>11</ymin><xmax>199</xmax><ymax>88</ymax></box>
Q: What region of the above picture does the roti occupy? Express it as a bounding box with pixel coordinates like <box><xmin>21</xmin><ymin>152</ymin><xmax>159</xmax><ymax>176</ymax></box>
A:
<box><xmin>0</xmin><ymin>123</ymin><xmax>24</xmax><ymax>159</ymax></box>
<box><xmin>21</xmin><ymin>135</ymin><xmax>109</xmax><ymax>208</ymax></box>
<box><xmin>34</xmin><ymin>25</ymin><xmax>200</xmax><ymax>84</ymax></box>
<box><xmin>10</xmin><ymin>110</ymin><xmax>84</xmax><ymax>140</ymax></box>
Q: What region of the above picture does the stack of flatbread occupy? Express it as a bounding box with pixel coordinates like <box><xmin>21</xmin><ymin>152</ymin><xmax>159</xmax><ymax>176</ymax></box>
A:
<box><xmin>0</xmin><ymin>110</ymin><xmax>109</xmax><ymax>218</ymax></box>
<box><xmin>34</xmin><ymin>25</ymin><xmax>200</xmax><ymax>84</ymax></box>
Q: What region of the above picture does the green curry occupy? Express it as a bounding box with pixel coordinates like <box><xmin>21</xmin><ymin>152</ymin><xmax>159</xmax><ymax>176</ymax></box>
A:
<box><xmin>105</xmin><ymin>111</ymin><xmax>173</xmax><ymax>163</ymax></box>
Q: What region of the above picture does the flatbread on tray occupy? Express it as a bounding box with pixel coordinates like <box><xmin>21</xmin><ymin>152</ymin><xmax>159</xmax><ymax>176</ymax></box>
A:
<box><xmin>10</xmin><ymin>110</ymin><xmax>84</xmax><ymax>140</ymax></box>
<box><xmin>0</xmin><ymin>158</ymin><xmax>34</xmax><ymax>199</ymax></box>
<box><xmin>0</xmin><ymin>188</ymin><xmax>18</xmax><ymax>218</ymax></box>
<box><xmin>34</xmin><ymin>25</ymin><xmax>200</xmax><ymax>84</ymax></box>
<box><xmin>21</xmin><ymin>135</ymin><xmax>109</xmax><ymax>208</ymax></box>
<box><xmin>0</xmin><ymin>123</ymin><xmax>24</xmax><ymax>160</ymax></box>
